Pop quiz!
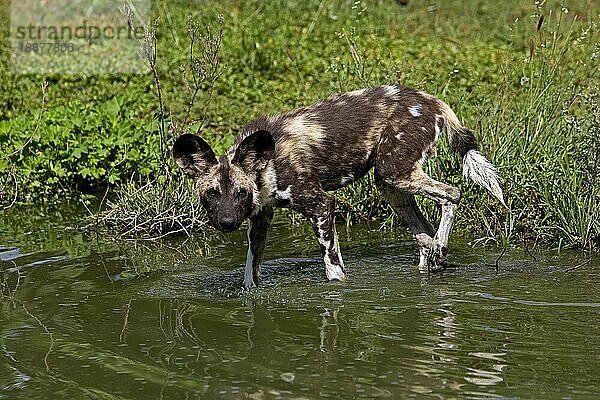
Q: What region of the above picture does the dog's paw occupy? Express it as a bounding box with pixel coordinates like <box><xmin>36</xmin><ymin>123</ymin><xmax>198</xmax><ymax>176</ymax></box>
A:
<box><xmin>427</xmin><ymin>243</ymin><xmax>448</xmax><ymax>271</ymax></box>
<box><xmin>242</xmin><ymin>278</ymin><xmax>258</xmax><ymax>291</ymax></box>
<box><xmin>419</xmin><ymin>243</ymin><xmax>448</xmax><ymax>273</ymax></box>
<box><xmin>326</xmin><ymin>264</ymin><xmax>347</xmax><ymax>281</ymax></box>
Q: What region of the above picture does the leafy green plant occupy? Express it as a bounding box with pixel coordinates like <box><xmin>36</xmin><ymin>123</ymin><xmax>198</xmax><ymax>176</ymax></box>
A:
<box><xmin>0</xmin><ymin>97</ymin><xmax>159</xmax><ymax>201</ymax></box>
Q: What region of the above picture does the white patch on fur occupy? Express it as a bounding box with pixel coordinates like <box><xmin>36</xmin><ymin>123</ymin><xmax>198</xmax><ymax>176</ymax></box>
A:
<box><xmin>409</xmin><ymin>104</ymin><xmax>422</xmax><ymax>117</ymax></box>
<box><xmin>263</xmin><ymin>160</ymin><xmax>277</xmax><ymax>189</ymax></box>
<box><xmin>275</xmin><ymin>185</ymin><xmax>294</xmax><ymax>205</ymax></box>
<box><xmin>255</xmin><ymin>161</ymin><xmax>278</xmax><ymax>213</ymax></box>
<box><xmin>208</xmin><ymin>177</ymin><xmax>221</xmax><ymax>192</ymax></box>
<box><xmin>383</xmin><ymin>85</ymin><xmax>400</xmax><ymax>96</ymax></box>
<box><xmin>346</xmin><ymin>88</ymin><xmax>367</xmax><ymax>97</ymax></box>
<box><xmin>243</xmin><ymin>222</ymin><xmax>256</xmax><ymax>289</ymax></box>
<box><xmin>279</xmin><ymin>115</ymin><xmax>326</xmax><ymax>172</ymax></box>
<box><xmin>394</xmin><ymin>132</ymin><xmax>404</xmax><ymax>141</ymax></box>
<box><xmin>434</xmin><ymin>114</ymin><xmax>442</xmax><ymax>140</ymax></box>
<box><xmin>463</xmin><ymin>150</ymin><xmax>507</xmax><ymax>207</ymax></box>
<box><xmin>326</xmin><ymin>262</ymin><xmax>346</xmax><ymax>281</ymax></box>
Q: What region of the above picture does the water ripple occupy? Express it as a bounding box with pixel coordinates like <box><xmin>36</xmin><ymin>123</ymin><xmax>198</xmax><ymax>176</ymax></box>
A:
<box><xmin>465</xmin><ymin>291</ymin><xmax>600</xmax><ymax>308</ymax></box>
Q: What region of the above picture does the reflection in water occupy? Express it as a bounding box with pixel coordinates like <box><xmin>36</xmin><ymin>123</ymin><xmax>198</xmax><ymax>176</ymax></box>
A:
<box><xmin>319</xmin><ymin>308</ymin><xmax>339</xmax><ymax>354</ymax></box>
<box><xmin>437</xmin><ymin>305</ymin><xmax>458</xmax><ymax>348</ymax></box>
<box><xmin>245</xmin><ymin>298</ymin><xmax>278</xmax><ymax>363</ymax></box>
<box><xmin>465</xmin><ymin>352</ymin><xmax>507</xmax><ymax>386</ymax></box>
<box><xmin>1</xmin><ymin>213</ymin><xmax>600</xmax><ymax>399</ymax></box>
<box><xmin>398</xmin><ymin>285</ymin><xmax>512</xmax><ymax>396</ymax></box>
<box><xmin>0</xmin><ymin>265</ymin><xmax>55</xmax><ymax>374</ymax></box>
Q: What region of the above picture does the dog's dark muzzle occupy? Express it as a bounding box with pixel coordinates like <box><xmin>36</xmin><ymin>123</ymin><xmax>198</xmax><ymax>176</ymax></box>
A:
<box><xmin>217</xmin><ymin>217</ymin><xmax>238</xmax><ymax>232</ymax></box>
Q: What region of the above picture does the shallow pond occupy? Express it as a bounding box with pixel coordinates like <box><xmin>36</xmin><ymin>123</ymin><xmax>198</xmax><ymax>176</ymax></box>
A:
<box><xmin>1</xmin><ymin>205</ymin><xmax>599</xmax><ymax>399</ymax></box>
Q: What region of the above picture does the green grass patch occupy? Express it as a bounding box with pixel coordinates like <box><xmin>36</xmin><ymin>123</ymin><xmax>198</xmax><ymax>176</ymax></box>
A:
<box><xmin>1</xmin><ymin>0</ymin><xmax>599</xmax><ymax>249</ymax></box>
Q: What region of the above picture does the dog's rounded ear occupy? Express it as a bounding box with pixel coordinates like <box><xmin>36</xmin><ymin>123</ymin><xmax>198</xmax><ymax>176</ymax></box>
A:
<box><xmin>232</xmin><ymin>130</ymin><xmax>275</xmax><ymax>173</ymax></box>
<box><xmin>172</xmin><ymin>134</ymin><xmax>217</xmax><ymax>178</ymax></box>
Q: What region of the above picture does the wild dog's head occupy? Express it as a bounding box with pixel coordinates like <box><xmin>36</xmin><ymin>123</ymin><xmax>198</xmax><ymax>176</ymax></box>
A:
<box><xmin>172</xmin><ymin>131</ymin><xmax>275</xmax><ymax>232</ymax></box>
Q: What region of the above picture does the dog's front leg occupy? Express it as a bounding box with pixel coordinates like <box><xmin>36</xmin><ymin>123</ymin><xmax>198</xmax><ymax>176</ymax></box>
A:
<box><xmin>298</xmin><ymin>192</ymin><xmax>347</xmax><ymax>281</ymax></box>
<box><xmin>243</xmin><ymin>207</ymin><xmax>274</xmax><ymax>290</ymax></box>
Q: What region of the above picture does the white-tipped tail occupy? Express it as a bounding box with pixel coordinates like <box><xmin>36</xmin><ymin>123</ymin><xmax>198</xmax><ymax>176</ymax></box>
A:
<box><xmin>463</xmin><ymin>150</ymin><xmax>507</xmax><ymax>208</ymax></box>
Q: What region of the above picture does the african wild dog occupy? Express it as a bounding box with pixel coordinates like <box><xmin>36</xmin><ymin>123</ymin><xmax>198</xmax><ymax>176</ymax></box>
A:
<box><xmin>173</xmin><ymin>85</ymin><xmax>506</xmax><ymax>289</ymax></box>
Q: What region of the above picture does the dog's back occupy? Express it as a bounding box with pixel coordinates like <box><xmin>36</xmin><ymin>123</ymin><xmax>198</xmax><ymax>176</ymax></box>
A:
<box><xmin>235</xmin><ymin>85</ymin><xmax>452</xmax><ymax>192</ymax></box>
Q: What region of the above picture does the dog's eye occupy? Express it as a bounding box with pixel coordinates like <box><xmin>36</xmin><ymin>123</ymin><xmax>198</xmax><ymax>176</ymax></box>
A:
<box><xmin>205</xmin><ymin>188</ymin><xmax>219</xmax><ymax>199</ymax></box>
<box><xmin>235</xmin><ymin>188</ymin><xmax>248</xmax><ymax>199</ymax></box>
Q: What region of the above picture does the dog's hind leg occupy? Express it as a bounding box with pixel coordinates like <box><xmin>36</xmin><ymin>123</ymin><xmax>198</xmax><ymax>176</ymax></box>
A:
<box><xmin>406</xmin><ymin>168</ymin><xmax>461</xmax><ymax>271</ymax></box>
<box><xmin>377</xmin><ymin>183</ymin><xmax>436</xmax><ymax>267</ymax></box>
<box><xmin>378</xmin><ymin>167</ymin><xmax>461</xmax><ymax>272</ymax></box>
<box><xmin>243</xmin><ymin>206</ymin><xmax>274</xmax><ymax>289</ymax></box>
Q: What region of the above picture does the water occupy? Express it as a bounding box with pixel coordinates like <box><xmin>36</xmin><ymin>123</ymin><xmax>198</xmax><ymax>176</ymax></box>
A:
<box><xmin>1</xmin><ymin>205</ymin><xmax>599</xmax><ymax>399</ymax></box>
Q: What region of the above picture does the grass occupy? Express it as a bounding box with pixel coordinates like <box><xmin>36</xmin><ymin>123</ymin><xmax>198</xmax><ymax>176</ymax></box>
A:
<box><xmin>1</xmin><ymin>0</ymin><xmax>599</xmax><ymax>250</ymax></box>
